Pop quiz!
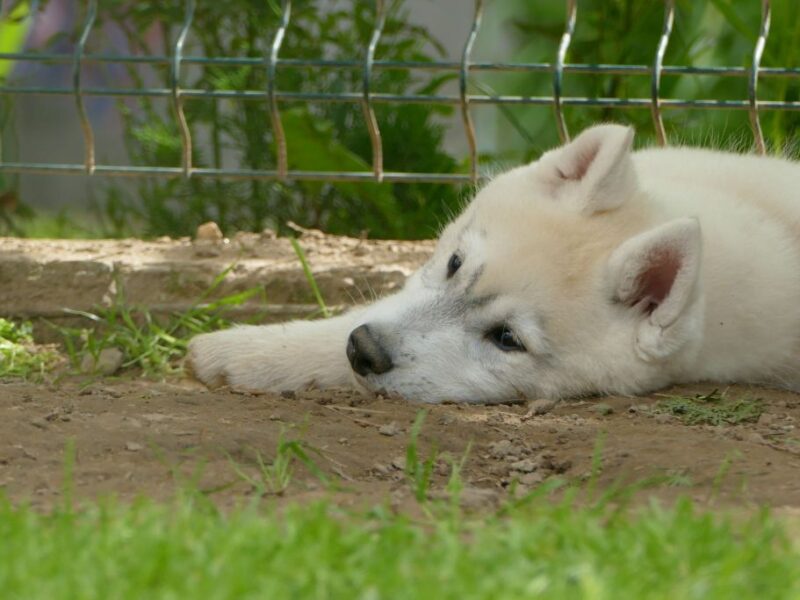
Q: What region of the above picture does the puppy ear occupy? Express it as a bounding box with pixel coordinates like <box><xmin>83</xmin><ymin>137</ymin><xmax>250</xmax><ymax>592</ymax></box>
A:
<box><xmin>606</xmin><ymin>218</ymin><xmax>703</xmax><ymax>361</ymax></box>
<box><xmin>537</xmin><ymin>124</ymin><xmax>637</xmax><ymax>215</ymax></box>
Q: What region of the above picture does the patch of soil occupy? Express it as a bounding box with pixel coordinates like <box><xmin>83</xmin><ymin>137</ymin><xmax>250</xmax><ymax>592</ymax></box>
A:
<box><xmin>1</xmin><ymin>379</ymin><xmax>799</xmax><ymax>511</ymax></box>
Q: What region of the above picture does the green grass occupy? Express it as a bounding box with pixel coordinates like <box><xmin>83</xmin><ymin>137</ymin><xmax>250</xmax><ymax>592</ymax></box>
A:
<box><xmin>653</xmin><ymin>389</ymin><xmax>765</xmax><ymax>426</ymax></box>
<box><xmin>0</xmin><ymin>318</ymin><xmax>59</xmax><ymax>379</ymax></box>
<box><xmin>290</xmin><ymin>237</ymin><xmax>332</xmax><ymax>318</ymax></box>
<box><xmin>0</xmin><ymin>490</ymin><xmax>797</xmax><ymax>599</ymax></box>
<box><xmin>54</xmin><ymin>267</ymin><xmax>264</xmax><ymax>377</ymax></box>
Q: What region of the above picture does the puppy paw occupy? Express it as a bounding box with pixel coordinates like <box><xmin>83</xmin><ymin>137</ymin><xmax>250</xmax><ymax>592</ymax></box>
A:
<box><xmin>185</xmin><ymin>331</ymin><xmax>238</xmax><ymax>389</ymax></box>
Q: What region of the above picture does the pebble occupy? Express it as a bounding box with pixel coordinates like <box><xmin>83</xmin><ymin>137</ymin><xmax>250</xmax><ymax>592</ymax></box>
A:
<box><xmin>519</xmin><ymin>472</ymin><xmax>544</xmax><ymax>486</ymax></box>
<box><xmin>510</xmin><ymin>458</ymin><xmax>539</xmax><ymax>473</ymax></box>
<box><xmin>125</xmin><ymin>441</ymin><xmax>143</xmax><ymax>452</ymax></box>
<box><xmin>378</xmin><ymin>422</ymin><xmax>401</xmax><ymax>436</ymax></box>
<box><xmin>488</xmin><ymin>439</ymin><xmax>522</xmax><ymax>459</ymax></box>
<box><xmin>390</xmin><ymin>455</ymin><xmax>407</xmax><ymax>471</ymax></box>
<box><xmin>195</xmin><ymin>221</ymin><xmax>223</xmax><ymax>242</ymax></box>
<box><xmin>81</xmin><ymin>348</ymin><xmax>124</xmax><ymax>376</ymax></box>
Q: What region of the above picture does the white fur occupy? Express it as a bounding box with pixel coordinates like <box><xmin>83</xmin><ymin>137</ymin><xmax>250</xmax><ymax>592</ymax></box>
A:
<box><xmin>187</xmin><ymin>124</ymin><xmax>800</xmax><ymax>403</ymax></box>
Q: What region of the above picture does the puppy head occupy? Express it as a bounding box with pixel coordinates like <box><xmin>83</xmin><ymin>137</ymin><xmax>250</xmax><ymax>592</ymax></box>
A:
<box><xmin>350</xmin><ymin>125</ymin><xmax>704</xmax><ymax>403</ymax></box>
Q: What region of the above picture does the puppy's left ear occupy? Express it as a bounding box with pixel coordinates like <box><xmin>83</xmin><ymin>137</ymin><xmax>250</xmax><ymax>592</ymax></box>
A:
<box><xmin>606</xmin><ymin>218</ymin><xmax>703</xmax><ymax>361</ymax></box>
<box><xmin>537</xmin><ymin>124</ymin><xmax>637</xmax><ymax>215</ymax></box>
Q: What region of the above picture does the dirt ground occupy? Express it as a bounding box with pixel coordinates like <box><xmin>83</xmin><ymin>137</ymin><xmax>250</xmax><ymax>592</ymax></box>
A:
<box><xmin>2</xmin><ymin>378</ymin><xmax>799</xmax><ymax>511</ymax></box>
<box><xmin>2</xmin><ymin>234</ymin><xmax>800</xmax><ymax>512</ymax></box>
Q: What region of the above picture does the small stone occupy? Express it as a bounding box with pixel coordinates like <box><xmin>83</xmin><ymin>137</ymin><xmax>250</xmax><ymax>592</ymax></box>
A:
<box><xmin>654</xmin><ymin>413</ymin><xmax>672</xmax><ymax>424</ymax></box>
<box><xmin>337</xmin><ymin>437</ymin><xmax>348</xmax><ymax>445</ymax></box>
<box><xmin>379</xmin><ymin>422</ymin><xmax>401</xmax><ymax>436</ymax></box>
<box><xmin>125</xmin><ymin>441</ymin><xmax>143</xmax><ymax>452</ymax></box>
<box><xmin>439</xmin><ymin>414</ymin><xmax>456</xmax><ymax>426</ymax></box>
<box><xmin>390</xmin><ymin>455</ymin><xmax>407</xmax><ymax>471</ymax></box>
<box><xmin>746</xmin><ymin>431</ymin><xmax>765</xmax><ymax>444</ymax></box>
<box><xmin>372</xmin><ymin>463</ymin><xmax>390</xmax><ymax>476</ymax></box>
<box><xmin>81</xmin><ymin>348</ymin><xmax>125</xmax><ymax>376</ymax></box>
<box><xmin>280</xmin><ymin>390</ymin><xmax>296</xmax><ymax>400</ymax></box>
<box><xmin>195</xmin><ymin>221</ymin><xmax>223</xmax><ymax>242</ymax></box>
<box><xmin>519</xmin><ymin>472</ymin><xmax>544</xmax><ymax>486</ymax></box>
<box><xmin>489</xmin><ymin>439</ymin><xmax>522</xmax><ymax>459</ymax></box>
<box><xmin>510</xmin><ymin>458</ymin><xmax>539</xmax><ymax>473</ymax></box>
<box><xmin>593</xmin><ymin>403</ymin><xmax>614</xmax><ymax>416</ymax></box>
<box><xmin>525</xmin><ymin>398</ymin><xmax>558</xmax><ymax>417</ymax></box>
<box><xmin>268</xmin><ymin>413</ymin><xmax>282</xmax><ymax>421</ymax></box>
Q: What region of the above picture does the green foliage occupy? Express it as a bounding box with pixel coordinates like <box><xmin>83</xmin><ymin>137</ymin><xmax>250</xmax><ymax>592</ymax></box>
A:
<box><xmin>405</xmin><ymin>410</ymin><xmax>437</xmax><ymax>502</ymax></box>
<box><xmin>290</xmin><ymin>236</ymin><xmax>331</xmax><ymax>318</ymax></box>
<box><xmin>1</xmin><ymin>491</ymin><xmax>799</xmax><ymax>598</ymax></box>
<box><xmin>654</xmin><ymin>389</ymin><xmax>765</xmax><ymax>426</ymax></box>
<box><xmin>92</xmin><ymin>0</ymin><xmax>462</xmax><ymax>240</ymax></box>
<box><xmin>0</xmin><ymin>318</ymin><xmax>58</xmax><ymax>380</ymax></box>
<box><xmin>56</xmin><ymin>268</ymin><xmax>263</xmax><ymax>376</ymax></box>
<box><xmin>485</xmin><ymin>0</ymin><xmax>800</xmax><ymax>160</ymax></box>
<box><xmin>228</xmin><ymin>433</ymin><xmax>330</xmax><ymax>497</ymax></box>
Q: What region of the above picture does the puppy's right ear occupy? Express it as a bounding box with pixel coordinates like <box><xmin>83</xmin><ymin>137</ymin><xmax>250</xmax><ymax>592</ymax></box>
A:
<box><xmin>535</xmin><ymin>124</ymin><xmax>637</xmax><ymax>215</ymax></box>
<box><xmin>605</xmin><ymin>217</ymin><xmax>703</xmax><ymax>362</ymax></box>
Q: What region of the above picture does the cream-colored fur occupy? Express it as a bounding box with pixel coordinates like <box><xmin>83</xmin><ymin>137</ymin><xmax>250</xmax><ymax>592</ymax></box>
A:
<box><xmin>187</xmin><ymin>124</ymin><xmax>800</xmax><ymax>403</ymax></box>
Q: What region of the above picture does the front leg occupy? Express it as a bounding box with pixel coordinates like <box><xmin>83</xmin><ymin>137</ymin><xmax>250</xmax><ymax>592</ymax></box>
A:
<box><xmin>186</xmin><ymin>309</ymin><xmax>364</xmax><ymax>392</ymax></box>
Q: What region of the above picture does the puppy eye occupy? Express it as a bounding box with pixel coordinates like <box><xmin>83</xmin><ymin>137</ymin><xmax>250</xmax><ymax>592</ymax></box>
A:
<box><xmin>486</xmin><ymin>325</ymin><xmax>526</xmax><ymax>352</ymax></box>
<box><xmin>446</xmin><ymin>253</ymin><xmax>462</xmax><ymax>279</ymax></box>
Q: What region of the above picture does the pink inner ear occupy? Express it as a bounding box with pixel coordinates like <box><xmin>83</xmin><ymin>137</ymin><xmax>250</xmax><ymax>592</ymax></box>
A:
<box><xmin>631</xmin><ymin>248</ymin><xmax>681</xmax><ymax>314</ymax></box>
<box><xmin>559</xmin><ymin>142</ymin><xmax>600</xmax><ymax>181</ymax></box>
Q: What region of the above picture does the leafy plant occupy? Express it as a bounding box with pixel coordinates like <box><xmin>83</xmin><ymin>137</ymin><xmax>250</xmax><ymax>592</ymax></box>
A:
<box><xmin>87</xmin><ymin>0</ymin><xmax>462</xmax><ymax>240</ymax></box>
<box><xmin>56</xmin><ymin>266</ymin><xmax>264</xmax><ymax>376</ymax></box>
<box><xmin>404</xmin><ymin>410</ymin><xmax>437</xmax><ymax>503</ymax></box>
<box><xmin>0</xmin><ymin>318</ymin><xmax>59</xmax><ymax>380</ymax></box>
<box><xmin>228</xmin><ymin>434</ymin><xmax>330</xmax><ymax>497</ymax></box>
<box><xmin>290</xmin><ymin>237</ymin><xmax>331</xmax><ymax>318</ymax></box>
<box><xmin>653</xmin><ymin>389</ymin><xmax>765</xmax><ymax>425</ymax></box>
<box><xmin>485</xmin><ymin>0</ymin><xmax>800</xmax><ymax>160</ymax></box>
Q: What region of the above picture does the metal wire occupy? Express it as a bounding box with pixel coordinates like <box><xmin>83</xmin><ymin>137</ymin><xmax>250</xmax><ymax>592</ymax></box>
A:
<box><xmin>749</xmin><ymin>0</ymin><xmax>771</xmax><ymax>155</ymax></box>
<box><xmin>651</xmin><ymin>0</ymin><xmax>674</xmax><ymax>146</ymax></box>
<box><xmin>72</xmin><ymin>0</ymin><xmax>96</xmax><ymax>174</ymax></box>
<box><xmin>171</xmin><ymin>0</ymin><xmax>195</xmax><ymax>178</ymax></box>
<box><xmin>267</xmin><ymin>0</ymin><xmax>291</xmax><ymax>181</ymax></box>
<box><xmin>362</xmin><ymin>0</ymin><xmax>387</xmax><ymax>182</ymax></box>
<box><xmin>553</xmin><ymin>0</ymin><xmax>577</xmax><ymax>142</ymax></box>
<box><xmin>460</xmin><ymin>0</ymin><xmax>483</xmax><ymax>184</ymax></box>
<box><xmin>1</xmin><ymin>1</ymin><xmax>799</xmax><ymax>185</ymax></box>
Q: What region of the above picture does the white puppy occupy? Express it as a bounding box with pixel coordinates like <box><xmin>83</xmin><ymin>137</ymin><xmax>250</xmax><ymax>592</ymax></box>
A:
<box><xmin>187</xmin><ymin>124</ymin><xmax>800</xmax><ymax>403</ymax></box>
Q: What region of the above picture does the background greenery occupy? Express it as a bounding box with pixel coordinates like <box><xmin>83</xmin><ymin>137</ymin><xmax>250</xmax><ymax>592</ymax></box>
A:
<box><xmin>1</xmin><ymin>0</ymin><xmax>799</xmax><ymax>239</ymax></box>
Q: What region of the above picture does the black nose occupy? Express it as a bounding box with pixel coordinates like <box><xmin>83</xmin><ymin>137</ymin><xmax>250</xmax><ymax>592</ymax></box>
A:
<box><xmin>346</xmin><ymin>324</ymin><xmax>394</xmax><ymax>376</ymax></box>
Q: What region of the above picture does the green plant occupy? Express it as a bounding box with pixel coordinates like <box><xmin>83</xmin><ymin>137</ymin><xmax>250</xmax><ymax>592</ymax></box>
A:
<box><xmin>290</xmin><ymin>237</ymin><xmax>331</xmax><ymax>318</ymax></box>
<box><xmin>86</xmin><ymin>0</ymin><xmax>462</xmax><ymax>240</ymax></box>
<box><xmin>56</xmin><ymin>266</ymin><xmax>264</xmax><ymax>376</ymax></box>
<box><xmin>487</xmin><ymin>0</ymin><xmax>800</xmax><ymax>160</ymax></box>
<box><xmin>0</xmin><ymin>318</ymin><xmax>59</xmax><ymax>380</ymax></box>
<box><xmin>404</xmin><ymin>410</ymin><xmax>438</xmax><ymax>503</ymax></box>
<box><xmin>2</xmin><ymin>485</ymin><xmax>799</xmax><ymax>598</ymax></box>
<box><xmin>228</xmin><ymin>434</ymin><xmax>331</xmax><ymax>497</ymax></box>
<box><xmin>653</xmin><ymin>389</ymin><xmax>765</xmax><ymax>425</ymax></box>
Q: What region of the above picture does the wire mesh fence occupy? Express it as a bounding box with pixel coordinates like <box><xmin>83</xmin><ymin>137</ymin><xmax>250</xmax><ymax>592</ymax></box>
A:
<box><xmin>0</xmin><ymin>0</ymin><xmax>797</xmax><ymax>188</ymax></box>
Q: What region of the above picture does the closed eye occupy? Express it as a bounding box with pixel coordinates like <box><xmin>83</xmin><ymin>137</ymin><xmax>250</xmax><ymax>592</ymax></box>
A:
<box><xmin>485</xmin><ymin>325</ymin><xmax>526</xmax><ymax>352</ymax></box>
